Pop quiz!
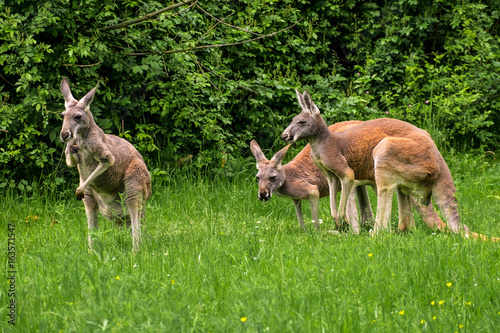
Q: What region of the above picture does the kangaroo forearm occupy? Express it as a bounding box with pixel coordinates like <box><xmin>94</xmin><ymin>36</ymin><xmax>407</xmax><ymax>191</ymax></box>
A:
<box><xmin>79</xmin><ymin>161</ymin><xmax>111</xmax><ymax>190</ymax></box>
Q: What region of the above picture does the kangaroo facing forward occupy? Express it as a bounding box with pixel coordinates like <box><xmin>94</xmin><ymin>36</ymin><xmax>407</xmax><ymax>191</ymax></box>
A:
<box><xmin>282</xmin><ymin>90</ymin><xmax>497</xmax><ymax>241</ymax></box>
<box><xmin>60</xmin><ymin>78</ymin><xmax>152</xmax><ymax>252</ymax></box>
<box><xmin>251</xmin><ymin>121</ymin><xmax>374</xmax><ymax>233</ymax></box>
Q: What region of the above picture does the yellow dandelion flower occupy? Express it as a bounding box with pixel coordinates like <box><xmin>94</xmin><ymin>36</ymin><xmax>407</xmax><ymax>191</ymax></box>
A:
<box><xmin>399</xmin><ymin>310</ymin><xmax>404</xmax><ymax>315</ymax></box>
<box><xmin>447</xmin><ymin>282</ymin><xmax>452</xmax><ymax>287</ymax></box>
<box><xmin>371</xmin><ymin>320</ymin><xmax>376</xmax><ymax>324</ymax></box>
<box><xmin>172</xmin><ymin>280</ymin><xmax>175</xmax><ymax>285</ymax></box>
<box><xmin>439</xmin><ymin>300</ymin><xmax>444</xmax><ymax>305</ymax></box>
<box><xmin>70</xmin><ymin>303</ymin><xmax>73</xmax><ymax>305</ymax></box>
<box><xmin>459</xmin><ymin>325</ymin><xmax>464</xmax><ymax>328</ymax></box>
<box><xmin>433</xmin><ymin>316</ymin><xmax>437</xmax><ymax>320</ymax></box>
<box><xmin>466</xmin><ymin>302</ymin><xmax>471</xmax><ymax>305</ymax></box>
<box><xmin>241</xmin><ymin>317</ymin><xmax>247</xmax><ymax>322</ymax></box>
<box><xmin>431</xmin><ymin>301</ymin><xmax>435</xmax><ymax>305</ymax></box>
<box><xmin>421</xmin><ymin>319</ymin><xmax>426</xmax><ymax>324</ymax></box>
<box><xmin>368</xmin><ymin>253</ymin><xmax>373</xmax><ymax>257</ymax></box>
<box><xmin>115</xmin><ymin>276</ymin><xmax>120</xmax><ymax>280</ymax></box>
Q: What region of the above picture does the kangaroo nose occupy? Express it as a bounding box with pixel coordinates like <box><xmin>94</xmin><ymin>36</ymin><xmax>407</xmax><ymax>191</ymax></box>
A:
<box><xmin>259</xmin><ymin>191</ymin><xmax>270</xmax><ymax>201</ymax></box>
<box><xmin>281</xmin><ymin>133</ymin><xmax>289</xmax><ymax>141</ymax></box>
<box><xmin>60</xmin><ymin>131</ymin><xmax>71</xmax><ymax>142</ymax></box>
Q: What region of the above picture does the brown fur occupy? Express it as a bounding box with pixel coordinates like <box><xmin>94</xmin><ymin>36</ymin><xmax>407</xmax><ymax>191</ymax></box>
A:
<box><xmin>251</xmin><ymin>120</ymin><xmax>447</xmax><ymax>233</ymax></box>
<box><xmin>282</xmin><ymin>90</ymin><xmax>498</xmax><ymax>241</ymax></box>
<box><xmin>251</xmin><ymin>121</ymin><xmax>373</xmax><ymax>232</ymax></box>
<box><xmin>60</xmin><ymin>78</ymin><xmax>152</xmax><ymax>251</ymax></box>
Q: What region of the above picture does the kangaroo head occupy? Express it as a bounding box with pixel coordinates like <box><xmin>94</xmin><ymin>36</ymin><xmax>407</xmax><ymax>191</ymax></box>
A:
<box><xmin>60</xmin><ymin>78</ymin><xmax>99</xmax><ymax>143</ymax></box>
<box><xmin>281</xmin><ymin>89</ymin><xmax>322</xmax><ymax>143</ymax></box>
<box><xmin>250</xmin><ymin>140</ymin><xmax>290</xmax><ymax>201</ymax></box>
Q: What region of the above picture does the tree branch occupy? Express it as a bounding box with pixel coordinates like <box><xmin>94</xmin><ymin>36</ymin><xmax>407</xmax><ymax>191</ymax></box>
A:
<box><xmin>126</xmin><ymin>18</ymin><xmax>303</xmax><ymax>56</ymax></box>
<box><xmin>0</xmin><ymin>73</ymin><xmax>15</xmax><ymax>86</ymax></box>
<box><xmin>62</xmin><ymin>62</ymin><xmax>101</xmax><ymax>68</ymax></box>
<box><xmin>202</xmin><ymin>12</ymin><xmax>234</xmax><ymax>37</ymax></box>
<box><xmin>93</xmin><ymin>0</ymin><xmax>195</xmax><ymax>33</ymax></box>
<box><xmin>187</xmin><ymin>53</ymin><xmax>219</xmax><ymax>90</ymax></box>
<box><xmin>195</xmin><ymin>3</ymin><xmax>264</xmax><ymax>37</ymax></box>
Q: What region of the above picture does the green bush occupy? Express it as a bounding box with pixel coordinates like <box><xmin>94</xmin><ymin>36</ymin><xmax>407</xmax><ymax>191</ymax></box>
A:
<box><xmin>0</xmin><ymin>0</ymin><xmax>498</xmax><ymax>190</ymax></box>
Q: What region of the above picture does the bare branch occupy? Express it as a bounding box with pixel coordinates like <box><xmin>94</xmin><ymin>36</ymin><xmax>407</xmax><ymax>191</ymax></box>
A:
<box><xmin>187</xmin><ymin>53</ymin><xmax>219</xmax><ymax>90</ymax></box>
<box><xmin>0</xmin><ymin>73</ymin><xmax>15</xmax><ymax>86</ymax></box>
<box><xmin>147</xmin><ymin>0</ymin><xmax>198</xmax><ymax>26</ymax></box>
<box><xmin>202</xmin><ymin>12</ymin><xmax>235</xmax><ymax>37</ymax></box>
<box><xmin>196</xmin><ymin>3</ymin><xmax>263</xmax><ymax>37</ymax></box>
<box><xmin>126</xmin><ymin>18</ymin><xmax>303</xmax><ymax>56</ymax></box>
<box><xmin>62</xmin><ymin>62</ymin><xmax>102</xmax><ymax>68</ymax></box>
<box><xmin>93</xmin><ymin>0</ymin><xmax>195</xmax><ymax>33</ymax></box>
<box><xmin>161</xmin><ymin>54</ymin><xmax>170</xmax><ymax>78</ymax></box>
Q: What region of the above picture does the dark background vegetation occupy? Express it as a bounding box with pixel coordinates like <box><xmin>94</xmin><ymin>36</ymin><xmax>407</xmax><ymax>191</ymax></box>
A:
<box><xmin>1</xmin><ymin>0</ymin><xmax>499</xmax><ymax>193</ymax></box>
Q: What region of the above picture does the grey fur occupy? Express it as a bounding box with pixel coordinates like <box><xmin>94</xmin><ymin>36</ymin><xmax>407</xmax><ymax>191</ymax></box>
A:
<box><xmin>60</xmin><ymin>78</ymin><xmax>151</xmax><ymax>252</ymax></box>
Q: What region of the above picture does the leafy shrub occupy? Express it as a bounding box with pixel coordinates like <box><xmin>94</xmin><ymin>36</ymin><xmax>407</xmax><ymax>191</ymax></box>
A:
<box><xmin>0</xmin><ymin>0</ymin><xmax>498</xmax><ymax>191</ymax></box>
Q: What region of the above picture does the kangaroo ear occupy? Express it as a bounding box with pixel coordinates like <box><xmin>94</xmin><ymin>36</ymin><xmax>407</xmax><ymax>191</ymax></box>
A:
<box><xmin>79</xmin><ymin>82</ymin><xmax>99</xmax><ymax>111</ymax></box>
<box><xmin>270</xmin><ymin>144</ymin><xmax>290</xmax><ymax>167</ymax></box>
<box><xmin>295</xmin><ymin>89</ymin><xmax>306</xmax><ymax>110</ymax></box>
<box><xmin>250</xmin><ymin>140</ymin><xmax>268</xmax><ymax>166</ymax></box>
<box><xmin>302</xmin><ymin>90</ymin><xmax>320</xmax><ymax>116</ymax></box>
<box><xmin>60</xmin><ymin>78</ymin><xmax>77</xmax><ymax>108</ymax></box>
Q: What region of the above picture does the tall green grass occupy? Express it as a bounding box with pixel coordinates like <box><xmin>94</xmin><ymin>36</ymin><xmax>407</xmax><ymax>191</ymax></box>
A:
<box><xmin>1</xmin><ymin>154</ymin><xmax>499</xmax><ymax>332</ymax></box>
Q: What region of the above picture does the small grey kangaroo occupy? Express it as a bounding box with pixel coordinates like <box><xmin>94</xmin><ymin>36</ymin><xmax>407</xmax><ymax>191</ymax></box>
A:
<box><xmin>59</xmin><ymin>78</ymin><xmax>152</xmax><ymax>252</ymax></box>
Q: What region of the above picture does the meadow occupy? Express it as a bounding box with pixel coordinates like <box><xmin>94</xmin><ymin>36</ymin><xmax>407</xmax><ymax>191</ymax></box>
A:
<box><xmin>1</xmin><ymin>152</ymin><xmax>499</xmax><ymax>332</ymax></box>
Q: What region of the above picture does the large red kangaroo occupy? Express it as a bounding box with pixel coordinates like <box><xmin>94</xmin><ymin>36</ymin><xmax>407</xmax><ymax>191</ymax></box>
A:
<box><xmin>281</xmin><ymin>89</ymin><xmax>497</xmax><ymax>240</ymax></box>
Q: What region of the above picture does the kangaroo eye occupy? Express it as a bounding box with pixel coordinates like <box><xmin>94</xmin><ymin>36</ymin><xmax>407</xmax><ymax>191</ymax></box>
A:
<box><xmin>298</xmin><ymin>121</ymin><xmax>306</xmax><ymax>125</ymax></box>
<box><xmin>74</xmin><ymin>115</ymin><xmax>82</xmax><ymax>120</ymax></box>
<box><xmin>269</xmin><ymin>176</ymin><xmax>276</xmax><ymax>181</ymax></box>
<box><xmin>256</xmin><ymin>176</ymin><xmax>260</xmax><ymax>181</ymax></box>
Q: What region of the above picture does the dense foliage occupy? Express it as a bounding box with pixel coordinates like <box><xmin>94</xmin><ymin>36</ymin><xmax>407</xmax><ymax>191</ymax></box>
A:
<box><xmin>1</xmin><ymin>0</ymin><xmax>499</xmax><ymax>191</ymax></box>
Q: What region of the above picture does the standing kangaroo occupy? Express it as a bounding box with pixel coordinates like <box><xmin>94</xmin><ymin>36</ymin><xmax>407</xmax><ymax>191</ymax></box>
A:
<box><xmin>253</xmin><ymin>121</ymin><xmax>446</xmax><ymax>233</ymax></box>
<box><xmin>282</xmin><ymin>90</ymin><xmax>496</xmax><ymax>240</ymax></box>
<box><xmin>250</xmin><ymin>121</ymin><xmax>374</xmax><ymax>233</ymax></box>
<box><xmin>60</xmin><ymin>78</ymin><xmax>152</xmax><ymax>252</ymax></box>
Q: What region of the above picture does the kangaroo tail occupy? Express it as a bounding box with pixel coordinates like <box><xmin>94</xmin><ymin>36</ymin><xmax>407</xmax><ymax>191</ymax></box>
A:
<box><xmin>466</xmin><ymin>232</ymin><xmax>500</xmax><ymax>242</ymax></box>
<box><xmin>433</xmin><ymin>163</ymin><xmax>499</xmax><ymax>242</ymax></box>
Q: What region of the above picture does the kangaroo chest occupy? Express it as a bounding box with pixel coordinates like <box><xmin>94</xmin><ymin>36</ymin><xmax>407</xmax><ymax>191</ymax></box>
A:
<box><xmin>74</xmin><ymin>141</ymin><xmax>122</xmax><ymax>193</ymax></box>
<box><xmin>76</xmin><ymin>148</ymin><xmax>100</xmax><ymax>181</ymax></box>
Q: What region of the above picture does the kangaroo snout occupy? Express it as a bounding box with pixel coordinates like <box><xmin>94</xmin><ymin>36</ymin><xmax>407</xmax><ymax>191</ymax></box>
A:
<box><xmin>60</xmin><ymin>131</ymin><xmax>72</xmax><ymax>142</ymax></box>
<box><xmin>259</xmin><ymin>190</ymin><xmax>271</xmax><ymax>201</ymax></box>
<box><xmin>281</xmin><ymin>132</ymin><xmax>291</xmax><ymax>142</ymax></box>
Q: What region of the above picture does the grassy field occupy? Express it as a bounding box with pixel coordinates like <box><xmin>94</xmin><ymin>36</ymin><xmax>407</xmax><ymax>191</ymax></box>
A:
<box><xmin>1</xmin><ymin>153</ymin><xmax>499</xmax><ymax>332</ymax></box>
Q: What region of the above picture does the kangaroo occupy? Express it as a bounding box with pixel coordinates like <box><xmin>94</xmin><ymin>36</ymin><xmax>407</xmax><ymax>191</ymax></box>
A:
<box><xmin>250</xmin><ymin>121</ymin><xmax>374</xmax><ymax>233</ymax></box>
<box><xmin>253</xmin><ymin>121</ymin><xmax>446</xmax><ymax>233</ymax></box>
<box><xmin>60</xmin><ymin>78</ymin><xmax>152</xmax><ymax>252</ymax></box>
<box><xmin>282</xmin><ymin>90</ymin><xmax>497</xmax><ymax>240</ymax></box>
